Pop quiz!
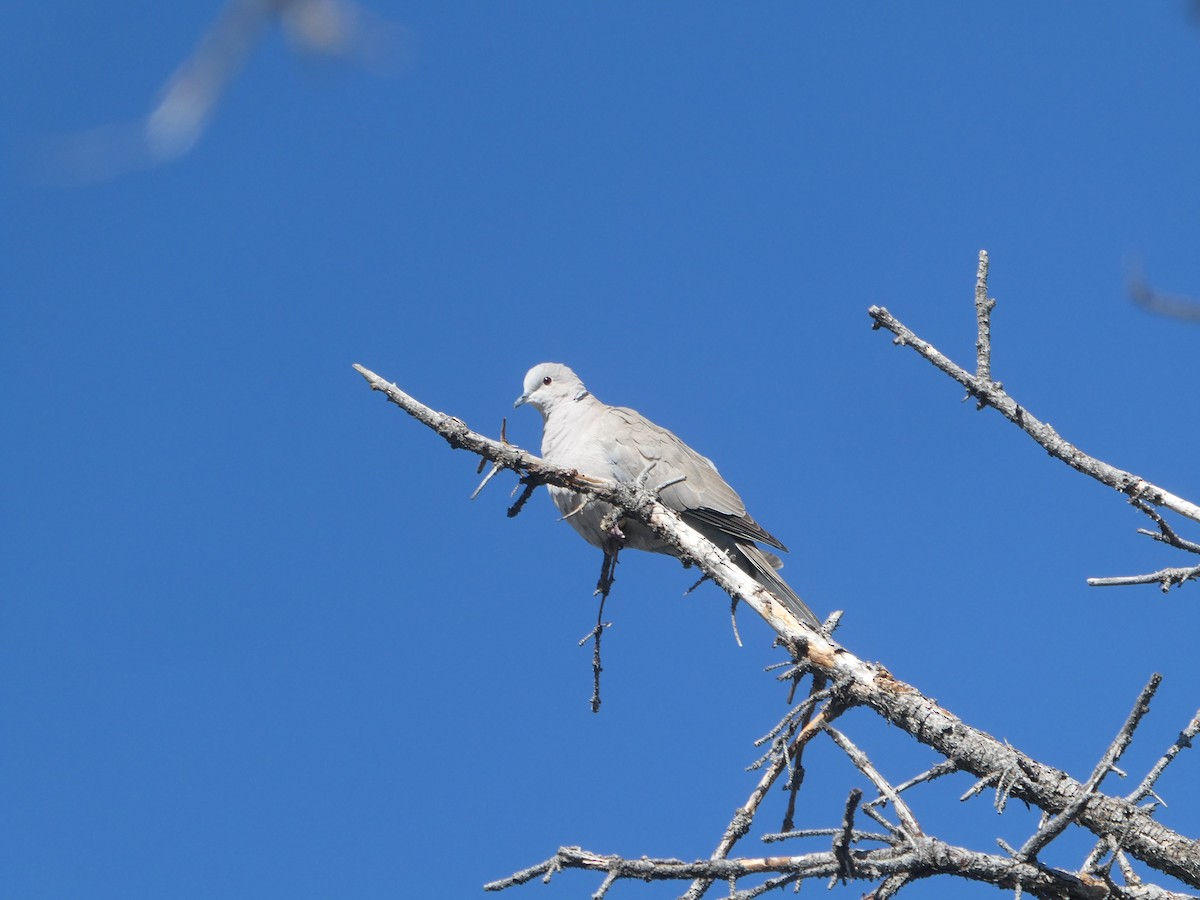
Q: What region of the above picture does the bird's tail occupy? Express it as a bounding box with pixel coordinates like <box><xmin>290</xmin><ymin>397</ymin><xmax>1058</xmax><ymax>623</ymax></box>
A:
<box><xmin>737</xmin><ymin>543</ymin><xmax>823</xmax><ymax>631</ymax></box>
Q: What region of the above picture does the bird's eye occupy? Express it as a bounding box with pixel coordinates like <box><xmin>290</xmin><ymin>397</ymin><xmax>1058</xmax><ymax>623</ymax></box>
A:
<box><xmin>542</xmin><ymin>376</ymin><xmax>552</xmax><ymax>385</ymax></box>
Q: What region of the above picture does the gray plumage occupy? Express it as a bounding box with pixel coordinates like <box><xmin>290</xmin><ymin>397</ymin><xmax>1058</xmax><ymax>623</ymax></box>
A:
<box><xmin>514</xmin><ymin>362</ymin><xmax>821</xmax><ymax>630</ymax></box>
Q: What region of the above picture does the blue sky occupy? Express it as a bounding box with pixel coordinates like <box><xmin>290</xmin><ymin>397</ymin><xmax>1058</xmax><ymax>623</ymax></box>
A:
<box><xmin>4</xmin><ymin>3</ymin><xmax>1200</xmax><ymax>898</ymax></box>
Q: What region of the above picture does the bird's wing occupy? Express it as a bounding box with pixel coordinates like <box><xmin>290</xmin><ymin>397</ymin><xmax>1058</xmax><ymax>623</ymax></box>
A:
<box><xmin>602</xmin><ymin>405</ymin><xmax>787</xmax><ymax>551</ymax></box>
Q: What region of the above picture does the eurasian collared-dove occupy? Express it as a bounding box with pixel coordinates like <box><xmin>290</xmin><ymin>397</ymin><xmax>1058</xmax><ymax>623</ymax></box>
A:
<box><xmin>514</xmin><ymin>363</ymin><xmax>821</xmax><ymax>631</ymax></box>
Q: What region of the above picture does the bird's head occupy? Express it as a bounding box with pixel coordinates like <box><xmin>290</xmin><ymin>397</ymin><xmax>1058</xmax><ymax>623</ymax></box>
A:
<box><xmin>514</xmin><ymin>362</ymin><xmax>590</xmax><ymax>416</ymax></box>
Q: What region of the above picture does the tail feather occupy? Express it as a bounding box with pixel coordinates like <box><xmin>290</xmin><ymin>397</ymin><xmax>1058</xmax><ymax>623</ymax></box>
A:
<box><xmin>737</xmin><ymin>543</ymin><xmax>822</xmax><ymax>631</ymax></box>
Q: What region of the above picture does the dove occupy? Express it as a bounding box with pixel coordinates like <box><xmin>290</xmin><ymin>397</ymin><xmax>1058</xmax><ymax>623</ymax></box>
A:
<box><xmin>514</xmin><ymin>363</ymin><xmax>821</xmax><ymax>631</ymax></box>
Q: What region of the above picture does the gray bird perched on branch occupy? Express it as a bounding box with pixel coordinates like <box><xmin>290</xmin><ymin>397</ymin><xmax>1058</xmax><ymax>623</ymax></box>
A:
<box><xmin>514</xmin><ymin>362</ymin><xmax>821</xmax><ymax>631</ymax></box>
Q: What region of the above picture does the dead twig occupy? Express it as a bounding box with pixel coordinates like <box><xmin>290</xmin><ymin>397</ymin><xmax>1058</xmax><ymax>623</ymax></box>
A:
<box><xmin>681</xmin><ymin>698</ymin><xmax>842</xmax><ymax>900</ymax></box>
<box><xmin>825</xmin><ymin>726</ymin><xmax>923</xmax><ymax>842</ymax></box>
<box><xmin>1017</xmin><ymin>675</ymin><xmax>1160</xmax><ymax>861</ymax></box>
<box><xmin>1084</xmin><ymin>706</ymin><xmax>1200</xmax><ymax>874</ymax></box>
<box><xmin>832</xmin><ymin>788</ymin><xmax>864</xmax><ymax>884</ymax></box>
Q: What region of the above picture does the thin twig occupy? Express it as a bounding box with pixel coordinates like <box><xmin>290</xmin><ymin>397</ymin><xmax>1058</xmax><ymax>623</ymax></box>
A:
<box><xmin>483</xmin><ymin>854</ymin><xmax>558</xmax><ymax>891</ymax></box>
<box><xmin>1084</xmin><ymin>706</ymin><xmax>1200</xmax><ymax>874</ymax></box>
<box><xmin>881</xmin><ymin>760</ymin><xmax>959</xmax><ymax>798</ymax></box>
<box><xmin>1131</xmin><ymin>500</ymin><xmax>1200</xmax><ymax>555</ymax></box>
<box><xmin>471</xmin><ymin>461</ymin><xmax>504</xmax><ymax>500</ymax></box>
<box><xmin>763</xmin><ymin>828</ymin><xmax>893</xmax><ymax>844</ymax></box>
<box><xmin>859</xmin><ymin>801</ymin><xmax>902</xmax><ymax>838</ymax></box>
<box><xmin>726</xmin><ymin>872</ymin><xmax>802</xmax><ymax>899</ymax></box>
<box><xmin>825</xmin><ymin>726</ymin><xmax>923</xmax><ymax>841</ymax></box>
<box><xmin>579</xmin><ymin>548</ymin><xmax>623</xmax><ymax>714</ymax></box>
<box><xmin>1128</xmin><ymin>707</ymin><xmax>1200</xmax><ymax>805</ymax></box>
<box><xmin>1088</xmin><ymin>499</ymin><xmax>1200</xmax><ymax>592</ymax></box>
<box><xmin>507</xmin><ymin>478</ymin><xmax>538</xmax><ymax>518</ymax></box>
<box><xmin>1017</xmin><ymin>675</ymin><xmax>1161</xmax><ymax>861</ymax></box>
<box><xmin>681</xmin><ymin>702</ymin><xmax>840</xmax><ymax>900</ymax></box>
<box><xmin>832</xmin><ymin>788</ymin><xmax>864</xmax><ymax>884</ymax></box>
<box><xmin>960</xmin><ymin>771</ymin><xmax>999</xmax><ymax>802</ymax></box>
<box><xmin>592</xmin><ymin>870</ymin><xmax>617</xmax><ymax>899</ymax></box>
<box><xmin>868</xmin><ymin>872</ymin><xmax>912</xmax><ymax>900</ymax></box>
<box><xmin>780</xmin><ymin>674</ymin><xmax>832</xmax><ymax>833</ymax></box>
<box><xmin>747</xmin><ymin>686</ymin><xmax>833</xmax><ymax>770</ymax></box>
<box><xmin>578</xmin><ymin>592</ymin><xmax>611</xmax><ymax>715</ymax></box>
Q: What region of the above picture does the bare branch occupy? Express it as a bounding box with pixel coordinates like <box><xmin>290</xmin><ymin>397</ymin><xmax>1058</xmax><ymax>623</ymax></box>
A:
<box><xmin>860</xmin><ymin>800</ymin><xmax>904</xmax><ymax>839</ymax></box>
<box><xmin>726</xmin><ymin>872</ymin><xmax>802</xmax><ymax>899</ymax></box>
<box><xmin>825</xmin><ymin>726</ymin><xmax>923</xmax><ymax>841</ymax></box>
<box><xmin>763</xmin><ymin>827</ymin><xmax>893</xmax><ymax>844</ymax></box>
<box><xmin>485</xmin><ymin>838</ymin><xmax>1178</xmax><ymax>900</ymax></box>
<box><xmin>507</xmin><ymin>478</ymin><xmax>539</xmax><ymax>518</ymax></box>
<box><xmin>1132</xmin><ymin>501</ymin><xmax>1200</xmax><ymax>555</ymax></box>
<box><xmin>578</xmin><ymin>586</ymin><xmax>612</xmax><ymax>715</ymax></box>
<box><xmin>832</xmin><ymin>788</ymin><xmax>865</xmax><ymax>884</ymax></box>
<box><xmin>1087</xmin><ymin>567</ymin><xmax>1200</xmax><ymax>593</ymax></box>
<box><xmin>961</xmin><ymin>771</ymin><xmax>999</xmax><ymax>802</ymax></box>
<box><xmin>748</xmin><ymin>686</ymin><xmax>834</xmax><ymax>770</ymax></box>
<box><xmin>1087</xmin><ymin>503</ymin><xmax>1200</xmax><ymax>590</ymax></box>
<box><xmin>1129</xmin><ymin>708</ymin><xmax>1200</xmax><ymax>806</ymax></box>
<box><xmin>887</xmin><ymin>760</ymin><xmax>959</xmax><ymax>797</ymax></box>
<box><xmin>1086</xmin><ymin>705</ymin><xmax>1200</xmax><ymax>874</ymax></box>
<box><xmin>866</xmin><ymin>308</ymin><xmax>1200</xmax><ymax>527</ymax></box>
<box><xmin>682</xmin><ymin>699</ymin><xmax>841</xmax><ymax>900</ymax></box>
<box><xmin>868</xmin><ymin>872</ymin><xmax>914</xmax><ymax>900</ymax></box>
<box><xmin>1017</xmin><ymin>675</ymin><xmax>1160</xmax><ymax>861</ymax></box>
<box><xmin>354</xmin><ymin>362</ymin><xmax>1200</xmax><ymax>889</ymax></box>
<box><xmin>471</xmin><ymin>461</ymin><xmax>505</xmax><ymax>500</ymax></box>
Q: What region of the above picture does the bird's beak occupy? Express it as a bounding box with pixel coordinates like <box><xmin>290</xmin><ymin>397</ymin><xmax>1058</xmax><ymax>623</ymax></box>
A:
<box><xmin>513</xmin><ymin>392</ymin><xmax>528</xmax><ymax>409</ymax></box>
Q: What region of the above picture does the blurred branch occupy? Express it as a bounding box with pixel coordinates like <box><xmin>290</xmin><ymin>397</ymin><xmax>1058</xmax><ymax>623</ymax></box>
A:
<box><xmin>1130</xmin><ymin>274</ymin><xmax>1200</xmax><ymax>324</ymax></box>
<box><xmin>43</xmin><ymin>0</ymin><xmax>407</xmax><ymax>182</ymax></box>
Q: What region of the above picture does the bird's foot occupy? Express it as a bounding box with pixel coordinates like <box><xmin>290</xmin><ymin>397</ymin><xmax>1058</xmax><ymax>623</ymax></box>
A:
<box><xmin>598</xmin><ymin>509</ymin><xmax>626</xmax><ymax>543</ymax></box>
